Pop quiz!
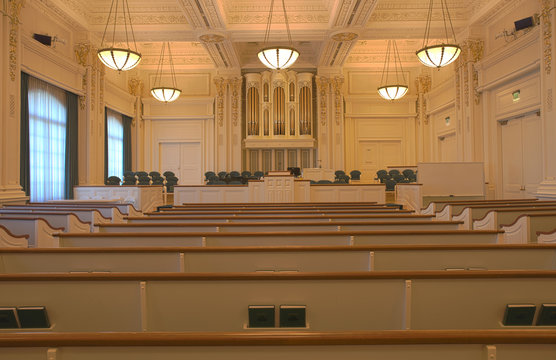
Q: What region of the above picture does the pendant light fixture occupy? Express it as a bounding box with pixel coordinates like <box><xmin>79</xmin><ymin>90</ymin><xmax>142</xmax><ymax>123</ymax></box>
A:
<box><xmin>416</xmin><ymin>0</ymin><xmax>461</xmax><ymax>68</ymax></box>
<box><xmin>97</xmin><ymin>0</ymin><xmax>142</xmax><ymax>71</ymax></box>
<box><xmin>378</xmin><ymin>40</ymin><xmax>408</xmax><ymax>101</ymax></box>
<box><xmin>150</xmin><ymin>42</ymin><xmax>181</xmax><ymax>103</ymax></box>
<box><xmin>258</xmin><ymin>0</ymin><xmax>299</xmax><ymax>70</ymax></box>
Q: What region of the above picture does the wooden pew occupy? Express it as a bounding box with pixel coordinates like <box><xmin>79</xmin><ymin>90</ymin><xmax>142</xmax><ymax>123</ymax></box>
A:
<box><xmin>0</xmin><ymin>208</ymin><xmax>110</xmax><ymax>230</ymax></box>
<box><xmin>0</xmin><ymin>217</ymin><xmax>60</xmax><ymax>247</ymax></box>
<box><xmin>0</xmin><ymin>225</ymin><xmax>28</xmax><ymax>248</ymax></box>
<box><xmin>442</xmin><ymin>202</ymin><xmax>556</xmax><ymax>224</ymax></box>
<box><xmin>1</xmin><ymin>205</ymin><xmax>124</xmax><ymax>223</ymax></box>
<box><xmin>538</xmin><ymin>229</ymin><xmax>556</xmax><ymax>243</ymax></box>
<box><xmin>421</xmin><ymin>199</ymin><xmax>539</xmax><ymax>216</ymax></box>
<box><xmin>126</xmin><ymin>214</ymin><xmax>435</xmax><ymax>224</ymax></box>
<box><xmin>0</xmin><ymin>212</ymin><xmax>90</xmax><ymax>233</ymax></box>
<box><xmin>501</xmin><ymin>213</ymin><xmax>556</xmax><ymax>243</ymax></box>
<box><xmin>0</xmin><ymin>271</ymin><xmax>553</xmax><ymax>332</ymax></box>
<box><xmin>1</xmin><ymin>244</ymin><xmax>555</xmax><ymax>273</ymax></box>
<box><xmin>146</xmin><ymin>209</ymin><xmax>413</xmax><ymax>217</ymax></box>
<box><xmin>34</xmin><ymin>201</ymin><xmax>142</xmax><ymax>217</ymax></box>
<box><xmin>57</xmin><ymin>230</ymin><xmax>502</xmax><ymax>248</ymax></box>
<box><xmin>0</xmin><ymin>331</ymin><xmax>554</xmax><ymax>360</ymax></box>
<box><xmin>473</xmin><ymin>207</ymin><xmax>556</xmax><ymax>231</ymax></box>
<box><xmin>98</xmin><ymin>221</ymin><xmax>463</xmax><ymax>234</ymax></box>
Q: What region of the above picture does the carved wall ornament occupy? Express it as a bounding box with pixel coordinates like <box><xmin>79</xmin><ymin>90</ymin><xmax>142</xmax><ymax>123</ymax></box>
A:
<box><xmin>8</xmin><ymin>0</ymin><xmax>24</xmax><ymax>82</ymax></box>
<box><xmin>230</xmin><ymin>77</ymin><xmax>242</xmax><ymax>127</ymax></box>
<box><xmin>246</xmin><ymin>81</ymin><xmax>259</xmax><ymax>90</ymax></box>
<box><xmin>331</xmin><ymin>77</ymin><xmax>344</xmax><ymax>126</ymax></box>
<box><xmin>214</xmin><ymin>77</ymin><xmax>226</xmax><ymax>127</ymax></box>
<box><xmin>75</xmin><ymin>43</ymin><xmax>91</xmax><ymax>67</ymax></box>
<box><xmin>542</xmin><ymin>0</ymin><xmax>552</xmax><ymax>75</ymax></box>
<box><xmin>128</xmin><ymin>78</ymin><xmax>144</xmax><ymax>97</ymax></box>
<box><xmin>99</xmin><ymin>66</ymin><xmax>105</xmax><ymax>113</ymax></box>
<box><xmin>79</xmin><ymin>68</ymin><xmax>88</xmax><ymax>111</ymax></box>
<box><xmin>473</xmin><ymin>65</ymin><xmax>481</xmax><ymax>105</ymax></box>
<box><xmin>315</xmin><ymin>76</ymin><xmax>329</xmax><ymax>127</ymax></box>
<box><xmin>455</xmin><ymin>69</ymin><xmax>461</xmax><ymax>108</ymax></box>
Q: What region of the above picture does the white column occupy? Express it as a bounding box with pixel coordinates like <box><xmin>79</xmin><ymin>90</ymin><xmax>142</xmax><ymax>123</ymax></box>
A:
<box><xmin>537</xmin><ymin>0</ymin><xmax>556</xmax><ymax>199</ymax></box>
<box><xmin>0</xmin><ymin>0</ymin><xmax>27</xmax><ymax>204</ymax></box>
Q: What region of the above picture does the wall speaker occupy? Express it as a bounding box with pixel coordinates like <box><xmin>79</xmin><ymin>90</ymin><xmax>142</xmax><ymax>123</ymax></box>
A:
<box><xmin>33</xmin><ymin>33</ymin><xmax>52</xmax><ymax>46</ymax></box>
<box><xmin>514</xmin><ymin>17</ymin><xmax>534</xmax><ymax>31</ymax></box>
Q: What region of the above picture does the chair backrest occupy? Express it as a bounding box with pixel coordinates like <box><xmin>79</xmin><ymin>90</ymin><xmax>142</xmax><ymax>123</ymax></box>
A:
<box><xmin>229</xmin><ymin>171</ymin><xmax>240</xmax><ymax>177</ymax></box>
<box><xmin>350</xmin><ymin>170</ymin><xmax>361</xmax><ymax>180</ymax></box>
<box><xmin>388</xmin><ymin>169</ymin><xmax>400</xmax><ymax>177</ymax></box>
<box><xmin>106</xmin><ymin>176</ymin><xmax>121</xmax><ymax>185</ymax></box>
<box><xmin>402</xmin><ymin>169</ymin><xmax>415</xmax><ymax>178</ymax></box>
<box><xmin>163</xmin><ymin>171</ymin><xmax>175</xmax><ymax>177</ymax></box>
<box><xmin>136</xmin><ymin>171</ymin><xmax>149</xmax><ymax>177</ymax></box>
<box><xmin>335</xmin><ymin>170</ymin><xmax>346</xmax><ymax>177</ymax></box>
<box><xmin>253</xmin><ymin>171</ymin><xmax>264</xmax><ymax>179</ymax></box>
<box><xmin>204</xmin><ymin>171</ymin><xmax>216</xmax><ymax>180</ymax></box>
<box><xmin>385</xmin><ymin>179</ymin><xmax>396</xmax><ymax>191</ymax></box>
<box><xmin>218</xmin><ymin>171</ymin><xmax>228</xmax><ymax>180</ymax></box>
<box><xmin>393</xmin><ymin>174</ymin><xmax>405</xmax><ymax>183</ymax></box>
<box><xmin>149</xmin><ymin>171</ymin><xmax>161</xmax><ymax>178</ymax></box>
<box><xmin>123</xmin><ymin>171</ymin><xmax>135</xmax><ymax>178</ymax></box>
<box><xmin>376</xmin><ymin>170</ymin><xmax>388</xmax><ymax>178</ymax></box>
<box><xmin>241</xmin><ymin>171</ymin><xmax>251</xmax><ymax>178</ymax></box>
<box><xmin>151</xmin><ymin>178</ymin><xmax>165</xmax><ymax>185</ymax></box>
<box><xmin>317</xmin><ymin>180</ymin><xmax>332</xmax><ymax>184</ymax></box>
<box><xmin>334</xmin><ymin>178</ymin><xmax>347</xmax><ymax>184</ymax></box>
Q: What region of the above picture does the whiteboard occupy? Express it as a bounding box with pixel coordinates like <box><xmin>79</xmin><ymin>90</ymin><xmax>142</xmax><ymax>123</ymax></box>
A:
<box><xmin>418</xmin><ymin>162</ymin><xmax>485</xmax><ymax>196</ymax></box>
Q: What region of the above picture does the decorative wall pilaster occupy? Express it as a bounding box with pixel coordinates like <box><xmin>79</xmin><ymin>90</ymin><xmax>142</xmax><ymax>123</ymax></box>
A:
<box><xmin>128</xmin><ymin>78</ymin><xmax>144</xmax><ymax>171</ymax></box>
<box><xmin>455</xmin><ymin>39</ymin><xmax>484</xmax><ymax>162</ymax></box>
<box><xmin>415</xmin><ymin>74</ymin><xmax>431</xmax><ymax>162</ymax></box>
<box><xmin>537</xmin><ymin>0</ymin><xmax>556</xmax><ymax>199</ymax></box>
<box><xmin>315</xmin><ymin>74</ymin><xmax>345</xmax><ymax>170</ymax></box>
<box><xmin>0</xmin><ymin>0</ymin><xmax>28</xmax><ymax>204</ymax></box>
<box><xmin>213</xmin><ymin>76</ymin><xmax>242</xmax><ymax>171</ymax></box>
<box><xmin>75</xmin><ymin>42</ymin><xmax>104</xmax><ymax>185</ymax></box>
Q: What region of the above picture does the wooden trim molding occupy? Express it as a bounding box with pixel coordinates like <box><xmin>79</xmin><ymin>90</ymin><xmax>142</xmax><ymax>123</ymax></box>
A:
<box><xmin>0</xmin><ymin>330</ymin><xmax>555</xmax><ymax>347</ymax></box>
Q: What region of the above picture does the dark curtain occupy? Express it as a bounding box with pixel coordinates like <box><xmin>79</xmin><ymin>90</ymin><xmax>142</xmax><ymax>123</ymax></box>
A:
<box><xmin>122</xmin><ymin>114</ymin><xmax>132</xmax><ymax>173</ymax></box>
<box><xmin>104</xmin><ymin>107</ymin><xmax>108</xmax><ymax>184</ymax></box>
<box><xmin>20</xmin><ymin>72</ymin><xmax>30</xmax><ymax>196</ymax></box>
<box><xmin>65</xmin><ymin>92</ymin><xmax>78</xmax><ymax>199</ymax></box>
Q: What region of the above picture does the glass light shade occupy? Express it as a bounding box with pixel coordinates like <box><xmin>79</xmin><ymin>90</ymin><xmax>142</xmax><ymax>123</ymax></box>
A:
<box><xmin>151</xmin><ymin>87</ymin><xmax>181</xmax><ymax>103</ymax></box>
<box><xmin>416</xmin><ymin>44</ymin><xmax>461</xmax><ymax>68</ymax></box>
<box><xmin>377</xmin><ymin>85</ymin><xmax>409</xmax><ymax>100</ymax></box>
<box><xmin>258</xmin><ymin>47</ymin><xmax>299</xmax><ymax>70</ymax></box>
<box><xmin>98</xmin><ymin>48</ymin><xmax>141</xmax><ymax>71</ymax></box>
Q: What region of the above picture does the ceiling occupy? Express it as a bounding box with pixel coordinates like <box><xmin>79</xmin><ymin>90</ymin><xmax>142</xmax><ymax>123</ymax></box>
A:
<box><xmin>53</xmin><ymin>0</ymin><xmax>509</xmax><ymax>70</ymax></box>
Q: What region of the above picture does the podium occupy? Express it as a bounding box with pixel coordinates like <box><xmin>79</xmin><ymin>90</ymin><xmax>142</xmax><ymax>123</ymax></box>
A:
<box><xmin>264</xmin><ymin>171</ymin><xmax>294</xmax><ymax>203</ymax></box>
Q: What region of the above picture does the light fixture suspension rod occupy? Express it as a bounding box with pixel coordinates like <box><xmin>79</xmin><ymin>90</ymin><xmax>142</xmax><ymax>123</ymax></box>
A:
<box><xmin>380</xmin><ymin>40</ymin><xmax>391</xmax><ymax>86</ymax></box>
<box><xmin>281</xmin><ymin>0</ymin><xmax>293</xmax><ymax>44</ymax></box>
<box><xmin>154</xmin><ymin>43</ymin><xmax>166</xmax><ymax>88</ymax></box>
<box><xmin>124</xmin><ymin>0</ymin><xmax>139</xmax><ymax>51</ymax></box>
<box><xmin>393</xmin><ymin>40</ymin><xmax>406</xmax><ymax>84</ymax></box>
<box><xmin>422</xmin><ymin>0</ymin><xmax>434</xmax><ymax>48</ymax></box>
<box><xmin>168</xmin><ymin>43</ymin><xmax>178</xmax><ymax>89</ymax></box>
<box><xmin>263</xmin><ymin>0</ymin><xmax>275</xmax><ymax>43</ymax></box>
<box><xmin>100</xmin><ymin>0</ymin><xmax>116</xmax><ymax>47</ymax></box>
<box><xmin>443</xmin><ymin>0</ymin><xmax>457</xmax><ymax>43</ymax></box>
<box><xmin>111</xmin><ymin>0</ymin><xmax>119</xmax><ymax>46</ymax></box>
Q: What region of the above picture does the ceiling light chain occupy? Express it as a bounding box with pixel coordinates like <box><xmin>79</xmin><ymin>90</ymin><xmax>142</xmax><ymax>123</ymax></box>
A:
<box><xmin>378</xmin><ymin>40</ymin><xmax>408</xmax><ymax>101</ymax></box>
<box><xmin>258</xmin><ymin>0</ymin><xmax>300</xmax><ymax>70</ymax></box>
<box><xmin>416</xmin><ymin>0</ymin><xmax>461</xmax><ymax>68</ymax></box>
<box><xmin>97</xmin><ymin>0</ymin><xmax>142</xmax><ymax>72</ymax></box>
<box><xmin>151</xmin><ymin>42</ymin><xmax>181</xmax><ymax>103</ymax></box>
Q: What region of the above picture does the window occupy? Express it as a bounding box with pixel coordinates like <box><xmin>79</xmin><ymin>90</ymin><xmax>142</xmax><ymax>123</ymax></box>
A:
<box><xmin>106</xmin><ymin>108</ymin><xmax>124</xmax><ymax>178</ymax></box>
<box><xmin>28</xmin><ymin>77</ymin><xmax>67</xmax><ymax>202</ymax></box>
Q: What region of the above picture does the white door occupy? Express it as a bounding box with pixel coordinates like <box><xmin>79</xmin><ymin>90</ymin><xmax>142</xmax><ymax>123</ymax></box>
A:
<box><xmin>501</xmin><ymin>113</ymin><xmax>542</xmax><ymax>198</ymax></box>
<box><xmin>439</xmin><ymin>133</ymin><xmax>457</xmax><ymax>162</ymax></box>
<box><xmin>357</xmin><ymin>140</ymin><xmax>402</xmax><ymax>180</ymax></box>
<box><xmin>159</xmin><ymin>142</ymin><xmax>203</xmax><ymax>185</ymax></box>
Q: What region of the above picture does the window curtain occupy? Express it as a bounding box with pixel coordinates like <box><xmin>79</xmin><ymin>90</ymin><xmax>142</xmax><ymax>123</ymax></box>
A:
<box><xmin>27</xmin><ymin>76</ymin><xmax>67</xmax><ymax>202</ymax></box>
<box><xmin>122</xmin><ymin>115</ymin><xmax>132</xmax><ymax>173</ymax></box>
<box><xmin>65</xmin><ymin>92</ymin><xmax>78</xmax><ymax>199</ymax></box>
<box><xmin>20</xmin><ymin>72</ymin><xmax>30</xmax><ymax>196</ymax></box>
<box><xmin>105</xmin><ymin>108</ymin><xmax>124</xmax><ymax>180</ymax></box>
